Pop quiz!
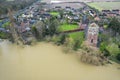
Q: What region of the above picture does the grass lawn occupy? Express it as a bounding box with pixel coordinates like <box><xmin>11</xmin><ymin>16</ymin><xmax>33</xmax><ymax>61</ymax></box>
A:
<box><xmin>69</xmin><ymin>31</ymin><xmax>84</xmax><ymax>40</ymax></box>
<box><xmin>87</xmin><ymin>2</ymin><xmax>120</xmax><ymax>11</ymax></box>
<box><xmin>0</xmin><ymin>20</ymin><xmax>2</xmax><ymax>22</ymax></box>
<box><xmin>58</xmin><ymin>23</ymin><xmax>84</xmax><ymax>44</ymax></box>
<box><xmin>49</xmin><ymin>11</ymin><xmax>59</xmax><ymax>16</ymax></box>
<box><xmin>58</xmin><ymin>23</ymin><xmax>79</xmax><ymax>31</ymax></box>
<box><xmin>2</xmin><ymin>22</ymin><xmax>10</xmax><ymax>28</ymax></box>
<box><xmin>0</xmin><ymin>32</ymin><xmax>9</xmax><ymax>39</ymax></box>
<box><xmin>104</xmin><ymin>25</ymin><xmax>108</xmax><ymax>29</ymax></box>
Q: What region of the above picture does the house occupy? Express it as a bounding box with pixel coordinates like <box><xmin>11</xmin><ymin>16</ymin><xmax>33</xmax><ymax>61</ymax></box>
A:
<box><xmin>55</xmin><ymin>6</ymin><xmax>61</xmax><ymax>9</ymax></box>
<box><xmin>0</xmin><ymin>28</ymin><xmax>6</xmax><ymax>32</ymax></box>
<box><xmin>22</xmin><ymin>13</ymin><xmax>33</xmax><ymax>18</ymax></box>
<box><xmin>101</xmin><ymin>9</ymin><xmax>119</xmax><ymax>17</ymax></box>
<box><xmin>54</xmin><ymin>6</ymin><xmax>62</xmax><ymax>10</ymax></box>
<box><xmin>86</xmin><ymin>23</ymin><xmax>99</xmax><ymax>47</ymax></box>
<box><xmin>102</xmin><ymin>10</ymin><xmax>111</xmax><ymax>13</ymax></box>
<box><xmin>19</xmin><ymin>21</ymin><xmax>30</xmax><ymax>33</ymax></box>
<box><xmin>107</xmin><ymin>12</ymin><xmax>117</xmax><ymax>17</ymax></box>
<box><xmin>73</xmin><ymin>16</ymin><xmax>80</xmax><ymax>21</ymax></box>
<box><xmin>94</xmin><ymin>16</ymin><xmax>101</xmax><ymax>21</ymax></box>
<box><xmin>80</xmin><ymin>23</ymin><xmax>87</xmax><ymax>30</ymax></box>
<box><xmin>89</xmin><ymin>10</ymin><xmax>95</xmax><ymax>17</ymax></box>
<box><xmin>99</xmin><ymin>13</ymin><xmax>107</xmax><ymax>17</ymax></box>
<box><xmin>112</xmin><ymin>9</ymin><xmax>119</xmax><ymax>14</ymax></box>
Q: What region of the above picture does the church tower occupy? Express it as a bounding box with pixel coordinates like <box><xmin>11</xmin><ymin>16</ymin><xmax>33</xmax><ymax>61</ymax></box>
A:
<box><xmin>86</xmin><ymin>23</ymin><xmax>99</xmax><ymax>47</ymax></box>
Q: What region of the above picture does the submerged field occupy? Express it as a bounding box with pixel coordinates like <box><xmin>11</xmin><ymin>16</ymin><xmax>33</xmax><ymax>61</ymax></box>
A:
<box><xmin>87</xmin><ymin>2</ymin><xmax>120</xmax><ymax>11</ymax></box>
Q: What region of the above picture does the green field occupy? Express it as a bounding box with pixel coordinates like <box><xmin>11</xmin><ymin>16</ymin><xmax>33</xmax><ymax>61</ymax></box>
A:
<box><xmin>49</xmin><ymin>11</ymin><xmax>60</xmax><ymax>16</ymax></box>
<box><xmin>69</xmin><ymin>31</ymin><xmax>84</xmax><ymax>40</ymax></box>
<box><xmin>87</xmin><ymin>2</ymin><xmax>120</xmax><ymax>11</ymax></box>
<box><xmin>2</xmin><ymin>22</ymin><xmax>10</xmax><ymax>28</ymax></box>
<box><xmin>58</xmin><ymin>24</ymin><xmax>79</xmax><ymax>31</ymax></box>
<box><xmin>0</xmin><ymin>20</ymin><xmax>2</xmax><ymax>22</ymax></box>
<box><xmin>58</xmin><ymin>23</ymin><xmax>84</xmax><ymax>41</ymax></box>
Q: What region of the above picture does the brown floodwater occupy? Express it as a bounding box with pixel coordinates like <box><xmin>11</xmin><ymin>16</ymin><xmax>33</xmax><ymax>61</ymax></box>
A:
<box><xmin>0</xmin><ymin>40</ymin><xmax>120</xmax><ymax>80</ymax></box>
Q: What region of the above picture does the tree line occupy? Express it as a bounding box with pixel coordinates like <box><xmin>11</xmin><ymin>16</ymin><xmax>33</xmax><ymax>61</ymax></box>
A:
<box><xmin>0</xmin><ymin>0</ymin><xmax>38</xmax><ymax>16</ymax></box>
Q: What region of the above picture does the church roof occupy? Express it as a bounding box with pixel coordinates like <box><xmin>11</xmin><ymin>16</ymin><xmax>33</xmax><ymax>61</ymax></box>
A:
<box><xmin>89</xmin><ymin>23</ymin><xmax>99</xmax><ymax>28</ymax></box>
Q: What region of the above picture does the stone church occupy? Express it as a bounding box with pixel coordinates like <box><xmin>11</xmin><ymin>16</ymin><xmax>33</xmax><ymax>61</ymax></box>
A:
<box><xmin>86</xmin><ymin>23</ymin><xmax>99</xmax><ymax>47</ymax></box>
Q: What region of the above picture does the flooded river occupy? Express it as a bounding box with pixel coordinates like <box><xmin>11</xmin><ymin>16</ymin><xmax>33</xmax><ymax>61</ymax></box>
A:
<box><xmin>0</xmin><ymin>41</ymin><xmax>120</xmax><ymax>80</ymax></box>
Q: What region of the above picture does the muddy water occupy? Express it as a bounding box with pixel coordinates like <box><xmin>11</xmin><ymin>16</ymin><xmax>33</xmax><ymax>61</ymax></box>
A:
<box><xmin>0</xmin><ymin>41</ymin><xmax>120</xmax><ymax>80</ymax></box>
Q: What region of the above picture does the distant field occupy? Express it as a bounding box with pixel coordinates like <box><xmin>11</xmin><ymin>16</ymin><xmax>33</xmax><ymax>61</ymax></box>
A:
<box><xmin>41</xmin><ymin>0</ymin><xmax>120</xmax><ymax>3</ymax></box>
<box><xmin>87</xmin><ymin>2</ymin><xmax>120</xmax><ymax>11</ymax></box>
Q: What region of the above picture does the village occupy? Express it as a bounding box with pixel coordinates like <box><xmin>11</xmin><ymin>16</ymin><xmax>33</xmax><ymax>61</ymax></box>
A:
<box><xmin>0</xmin><ymin>0</ymin><xmax>120</xmax><ymax>63</ymax></box>
<box><xmin>0</xmin><ymin>1</ymin><xmax>120</xmax><ymax>80</ymax></box>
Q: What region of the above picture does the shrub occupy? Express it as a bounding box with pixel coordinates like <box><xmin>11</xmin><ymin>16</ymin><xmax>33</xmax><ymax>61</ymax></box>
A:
<box><xmin>31</xmin><ymin>26</ymin><xmax>40</xmax><ymax>39</ymax></box>
<box><xmin>77</xmin><ymin>42</ymin><xmax>108</xmax><ymax>66</ymax></box>
<box><xmin>100</xmin><ymin>42</ymin><xmax>106</xmax><ymax>52</ymax></box>
<box><xmin>106</xmin><ymin>43</ymin><xmax>120</xmax><ymax>57</ymax></box>
<box><xmin>73</xmin><ymin>39</ymin><xmax>81</xmax><ymax>51</ymax></box>
<box><xmin>58</xmin><ymin>34</ymin><xmax>68</xmax><ymax>44</ymax></box>
<box><xmin>45</xmin><ymin>36</ymin><xmax>52</xmax><ymax>42</ymax></box>
<box><xmin>99</xmin><ymin>42</ymin><xmax>110</xmax><ymax>57</ymax></box>
<box><xmin>116</xmin><ymin>53</ymin><xmax>120</xmax><ymax>61</ymax></box>
<box><xmin>63</xmin><ymin>38</ymin><xmax>74</xmax><ymax>53</ymax></box>
<box><xmin>0</xmin><ymin>32</ymin><xmax>10</xmax><ymax>39</ymax></box>
<box><xmin>108</xmin><ymin>17</ymin><xmax>120</xmax><ymax>34</ymax></box>
<box><xmin>51</xmin><ymin>35</ymin><xmax>61</xmax><ymax>45</ymax></box>
<box><xmin>103</xmin><ymin>49</ymin><xmax>110</xmax><ymax>57</ymax></box>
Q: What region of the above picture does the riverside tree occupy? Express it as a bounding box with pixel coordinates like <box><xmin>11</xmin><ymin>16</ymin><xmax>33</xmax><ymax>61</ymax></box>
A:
<box><xmin>108</xmin><ymin>17</ymin><xmax>120</xmax><ymax>35</ymax></box>
<box><xmin>46</xmin><ymin>17</ymin><xmax>59</xmax><ymax>36</ymax></box>
<box><xmin>32</xmin><ymin>21</ymin><xmax>46</xmax><ymax>40</ymax></box>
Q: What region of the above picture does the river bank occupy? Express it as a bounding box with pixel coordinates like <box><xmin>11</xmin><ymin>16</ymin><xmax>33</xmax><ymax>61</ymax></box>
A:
<box><xmin>0</xmin><ymin>40</ymin><xmax>120</xmax><ymax>80</ymax></box>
